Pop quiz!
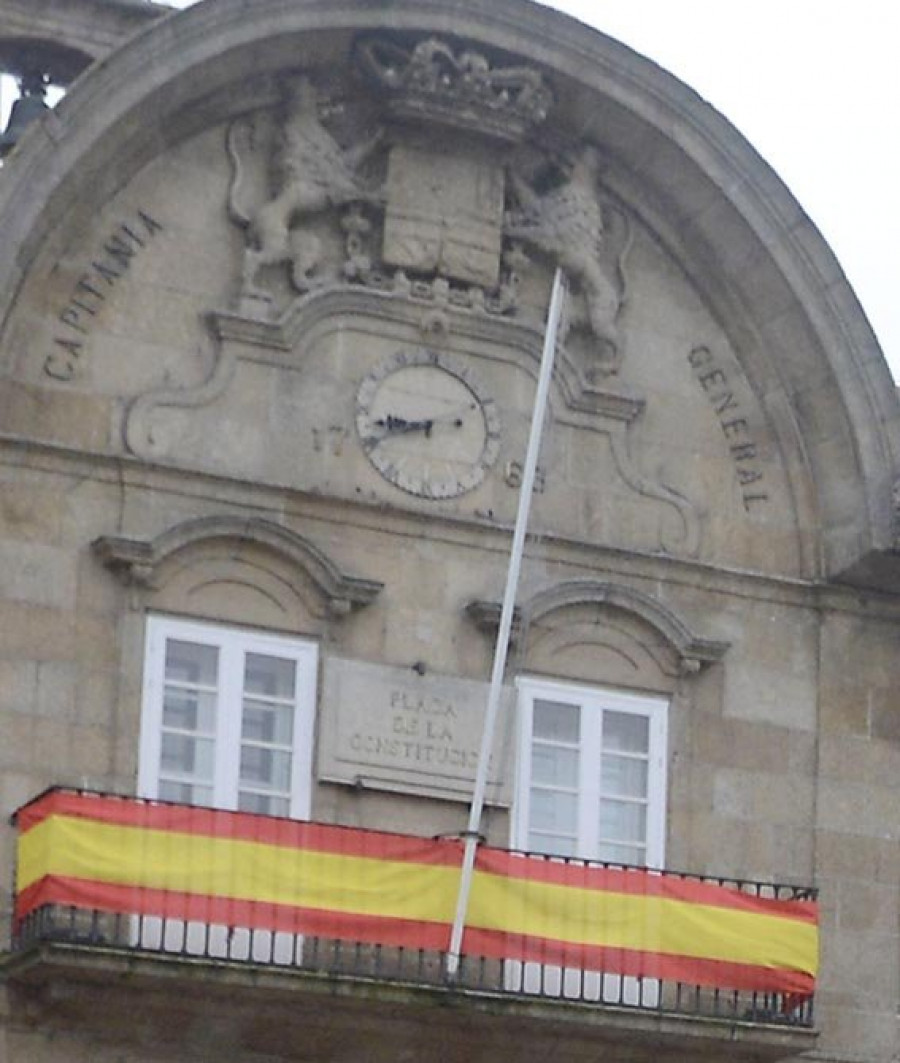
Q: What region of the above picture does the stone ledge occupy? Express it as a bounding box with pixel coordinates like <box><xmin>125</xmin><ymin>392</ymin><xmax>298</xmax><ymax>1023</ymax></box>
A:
<box><xmin>2</xmin><ymin>943</ymin><xmax>817</xmax><ymax>1063</ymax></box>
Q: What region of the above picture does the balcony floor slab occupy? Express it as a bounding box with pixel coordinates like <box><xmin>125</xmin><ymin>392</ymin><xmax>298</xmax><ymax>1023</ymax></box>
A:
<box><xmin>2</xmin><ymin>943</ymin><xmax>818</xmax><ymax>1063</ymax></box>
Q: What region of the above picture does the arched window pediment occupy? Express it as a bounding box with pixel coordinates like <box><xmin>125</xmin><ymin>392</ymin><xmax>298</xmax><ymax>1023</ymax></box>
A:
<box><xmin>93</xmin><ymin>515</ymin><xmax>382</xmax><ymax>620</ymax></box>
<box><xmin>466</xmin><ymin>579</ymin><xmax>728</xmax><ymax>678</ymax></box>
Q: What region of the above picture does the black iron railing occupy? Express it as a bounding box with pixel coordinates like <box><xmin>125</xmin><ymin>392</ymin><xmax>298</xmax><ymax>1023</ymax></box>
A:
<box><xmin>12</xmin><ymin>900</ymin><xmax>816</xmax><ymax>1026</ymax></box>
<box><xmin>9</xmin><ymin>789</ymin><xmax>817</xmax><ymax>1028</ymax></box>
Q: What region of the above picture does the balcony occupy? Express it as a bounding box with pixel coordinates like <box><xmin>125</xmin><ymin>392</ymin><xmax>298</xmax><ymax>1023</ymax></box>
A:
<box><xmin>3</xmin><ymin>789</ymin><xmax>818</xmax><ymax>1063</ymax></box>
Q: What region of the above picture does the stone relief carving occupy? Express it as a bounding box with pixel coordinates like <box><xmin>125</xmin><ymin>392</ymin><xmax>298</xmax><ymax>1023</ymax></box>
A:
<box><xmin>222</xmin><ymin>49</ymin><xmax>631</xmax><ymax>355</ymax></box>
<box><xmin>504</xmin><ymin>145</ymin><xmax>631</xmax><ymax>375</ymax></box>
<box><xmin>223</xmin><ymin>48</ymin><xmax>630</xmax><ymax>383</ymax></box>
<box><xmin>223</xmin><ymin>48</ymin><xmax>555</xmax><ymax>318</ymax></box>
<box><xmin>123</xmin><ymin>37</ymin><xmax>699</xmax><ymax>556</ymax></box>
<box><xmin>228</xmin><ymin>76</ymin><xmax>384</xmax><ymax>301</ymax></box>
<box><xmin>123</xmin><ymin>287</ymin><xmax>700</xmax><ymax>556</ymax></box>
<box><xmin>124</xmin><ymin>313</ymin><xmax>237</xmax><ymax>458</ymax></box>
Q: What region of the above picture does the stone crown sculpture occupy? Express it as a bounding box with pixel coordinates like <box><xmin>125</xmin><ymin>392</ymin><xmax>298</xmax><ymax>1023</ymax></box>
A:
<box><xmin>356</xmin><ymin>36</ymin><xmax>553</xmax><ymax>142</ymax></box>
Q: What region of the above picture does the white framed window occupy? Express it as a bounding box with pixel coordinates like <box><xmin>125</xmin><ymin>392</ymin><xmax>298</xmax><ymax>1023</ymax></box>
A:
<box><xmin>139</xmin><ymin>616</ymin><xmax>318</xmax><ymax>820</ymax></box>
<box><xmin>512</xmin><ymin>676</ymin><xmax>668</xmax><ymax>867</ymax></box>
<box><xmin>510</xmin><ymin>677</ymin><xmax>668</xmax><ymax>1004</ymax></box>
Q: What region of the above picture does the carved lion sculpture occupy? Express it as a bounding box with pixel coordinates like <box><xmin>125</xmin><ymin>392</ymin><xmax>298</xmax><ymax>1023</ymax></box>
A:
<box><xmin>228</xmin><ymin>77</ymin><xmax>383</xmax><ymax>296</ymax></box>
<box><xmin>505</xmin><ymin>145</ymin><xmax>631</xmax><ymax>372</ymax></box>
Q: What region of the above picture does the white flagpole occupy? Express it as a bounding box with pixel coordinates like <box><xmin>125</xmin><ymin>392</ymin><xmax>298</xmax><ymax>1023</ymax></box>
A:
<box><xmin>445</xmin><ymin>267</ymin><xmax>568</xmax><ymax>978</ymax></box>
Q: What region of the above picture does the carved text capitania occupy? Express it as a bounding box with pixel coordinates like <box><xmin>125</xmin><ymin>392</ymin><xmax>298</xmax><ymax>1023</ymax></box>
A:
<box><xmin>44</xmin><ymin>209</ymin><xmax>164</xmax><ymax>381</ymax></box>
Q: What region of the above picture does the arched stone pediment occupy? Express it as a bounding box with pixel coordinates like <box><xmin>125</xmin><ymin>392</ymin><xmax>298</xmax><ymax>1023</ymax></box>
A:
<box><xmin>525</xmin><ymin>581</ymin><xmax>729</xmax><ymax>668</ymax></box>
<box><xmin>0</xmin><ymin>0</ymin><xmax>896</xmax><ymax>585</ymax></box>
<box><xmin>467</xmin><ymin>579</ymin><xmax>728</xmax><ymax>683</ymax></box>
<box><xmin>93</xmin><ymin>516</ymin><xmax>383</xmax><ymax>620</ymax></box>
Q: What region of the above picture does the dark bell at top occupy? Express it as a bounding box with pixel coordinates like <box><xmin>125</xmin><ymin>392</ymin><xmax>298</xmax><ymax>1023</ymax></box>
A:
<box><xmin>0</xmin><ymin>72</ymin><xmax>50</xmax><ymax>159</ymax></box>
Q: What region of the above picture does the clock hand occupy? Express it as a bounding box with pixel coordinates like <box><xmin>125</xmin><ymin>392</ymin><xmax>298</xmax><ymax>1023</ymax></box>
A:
<box><xmin>361</xmin><ymin>417</ymin><xmax>420</xmax><ymax>449</ymax></box>
<box><xmin>374</xmin><ymin>415</ymin><xmax>432</xmax><ymax>435</ymax></box>
<box><xmin>425</xmin><ymin>402</ymin><xmax>477</xmax><ymax>427</ymax></box>
<box><xmin>370</xmin><ymin>402</ymin><xmax>476</xmax><ymax>443</ymax></box>
<box><xmin>375</xmin><ymin>403</ymin><xmax>475</xmax><ymax>435</ymax></box>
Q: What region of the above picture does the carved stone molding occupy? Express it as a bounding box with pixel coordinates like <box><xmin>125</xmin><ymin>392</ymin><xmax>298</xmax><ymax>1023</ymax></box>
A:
<box><xmin>467</xmin><ymin>580</ymin><xmax>729</xmax><ymax>673</ymax></box>
<box><xmin>122</xmin><ymin>287</ymin><xmax>645</xmax><ymax>458</ymax></box>
<box><xmin>123</xmin><ymin>287</ymin><xmax>697</xmax><ymax>557</ymax></box>
<box><xmin>210</xmin><ymin>286</ymin><xmax>646</xmax><ymax>424</ymax></box>
<box><xmin>93</xmin><ymin>516</ymin><xmax>383</xmax><ymax>618</ymax></box>
<box><xmin>120</xmin><ymin>278</ymin><xmax>700</xmax><ymax>556</ymax></box>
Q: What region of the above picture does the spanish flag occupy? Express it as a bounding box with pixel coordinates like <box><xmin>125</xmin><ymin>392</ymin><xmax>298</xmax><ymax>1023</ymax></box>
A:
<box><xmin>15</xmin><ymin>790</ymin><xmax>818</xmax><ymax>996</ymax></box>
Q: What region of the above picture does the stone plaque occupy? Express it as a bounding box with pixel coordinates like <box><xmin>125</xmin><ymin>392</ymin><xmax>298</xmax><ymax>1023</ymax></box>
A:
<box><xmin>319</xmin><ymin>657</ymin><xmax>513</xmax><ymax>804</ymax></box>
<box><xmin>382</xmin><ymin>144</ymin><xmax>504</xmax><ymax>288</ymax></box>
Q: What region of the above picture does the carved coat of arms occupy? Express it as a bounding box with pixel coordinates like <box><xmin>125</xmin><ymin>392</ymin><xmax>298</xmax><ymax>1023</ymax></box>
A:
<box><xmin>226</xmin><ymin>34</ymin><xmax>633</xmax><ymax>375</ymax></box>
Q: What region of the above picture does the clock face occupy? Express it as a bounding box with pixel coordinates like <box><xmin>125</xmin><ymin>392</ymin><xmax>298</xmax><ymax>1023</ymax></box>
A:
<box><xmin>355</xmin><ymin>350</ymin><xmax>501</xmax><ymax>499</ymax></box>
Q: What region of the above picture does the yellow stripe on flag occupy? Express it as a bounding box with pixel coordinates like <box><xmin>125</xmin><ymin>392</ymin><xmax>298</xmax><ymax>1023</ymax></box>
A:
<box><xmin>18</xmin><ymin>812</ymin><xmax>817</xmax><ymax>977</ymax></box>
<box><xmin>19</xmin><ymin>815</ymin><xmax>461</xmax><ymax>923</ymax></box>
<box><xmin>469</xmin><ymin>871</ymin><xmax>818</xmax><ymax>974</ymax></box>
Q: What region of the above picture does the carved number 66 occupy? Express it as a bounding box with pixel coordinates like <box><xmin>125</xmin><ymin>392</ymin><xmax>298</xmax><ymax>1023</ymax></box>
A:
<box><xmin>504</xmin><ymin>461</ymin><xmax>546</xmax><ymax>493</ymax></box>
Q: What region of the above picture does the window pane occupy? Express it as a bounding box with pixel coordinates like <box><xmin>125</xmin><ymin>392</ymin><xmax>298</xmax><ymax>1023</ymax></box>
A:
<box><xmin>145</xmin><ymin>619</ymin><xmax>317</xmax><ymax>821</ymax></box>
<box><xmin>528</xmin><ymin>832</ymin><xmax>577</xmax><ymax>857</ymax></box>
<box><xmin>165</xmin><ymin>640</ymin><xmax>218</xmax><ymax>687</ymax></box>
<box><xmin>159</xmin><ymin>780</ymin><xmax>214</xmax><ymax>807</ymax></box>
<box><xmin>162</xmin><ymin>688</ymin><xmax>217</xmax><ymax>734</ymax></box>
<box><xmin>533</xmin><ymin>700</ymin><xmax>580</xmax><ymax>743</ymax></box>
<box><xmin>160</xmin><ymin>733</ymin><xmax>214</xmax><ymax>780</ymax></box>
<box><xmin>532</xmin><ymin>744</ymin><xmax>578</xmax><ymax>787</ymax></box>
<box><xmin>596</xmin><ymin>842</ymin><xmax>645</xmax><ymax>867</ymax></box>
<box><xmin>601</xmin><ymin>754</ymin><xmax>648</xmax><ymax>798</ymax></box>
<box><xmin>516</xmin><ymin>681</ymin><xmax>666</xmax><ymax>878</ymax></box>
<box><xmin>240</xmin><ymin>746</ymin><xmax>292</xmax><ymax>790</ymax></box>
<box><xmin>530</xmin><ymin>788</ymin><xmax>577</xmax><ymax>833</ymax></box>
<box><xmin>602</xmin><ymin>711</ymin><xmax>649</xmax><ymax>753</ymax></box>
<box><xmin>239</xmin><ymin>792</ymin><xmax>290</xmax><ymax>817</ymax></box>
<box><xmin>242</xmin><ymin>700</ymin><xmax>294</xmax><ymax>745</ymax></box>
<box><xmin>598</xmin><ymin>798</ymin><xmax>646</xmax><ymax>844</ymax></box>
<box><xmin>244</xmin><ymin>653</ymin><xmax>296</xmax><ymax>700</ymax></box>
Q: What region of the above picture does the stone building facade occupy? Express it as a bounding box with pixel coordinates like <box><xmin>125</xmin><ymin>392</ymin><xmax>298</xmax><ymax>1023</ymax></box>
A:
<box><xmin>0</xmin><ymin>2</ymin><xmax>898</xmax><ymax>1062</ymax></box>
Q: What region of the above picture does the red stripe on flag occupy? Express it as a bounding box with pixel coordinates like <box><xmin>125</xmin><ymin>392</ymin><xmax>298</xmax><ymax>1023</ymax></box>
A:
<box><xmin>17</xmin><ymin>874</ymin><xmax>813</xmax><ymax>997</ymax></box>
<box><xmin>16</xmin><ymin>791</ymin><xmax>462</xmax><ymax>867</ymax></box>
<box><xmin>476</xmin><ymin>848</ymin><xmax>818</xmax><ymax>922</ymax></box>
<box><xmin>16</xmin><ymin>874</ymin><xmax>451</xmax><ymax>950</ymax></box>
<box><xmin>20</xmin><ymin>794</ymin><xmax>817</xmax><ymax>927</ymax></box>
<box><xmin>462</xmin><ymin>926</ymin><xmax>816</xmax><ymax>996</ymax></box>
